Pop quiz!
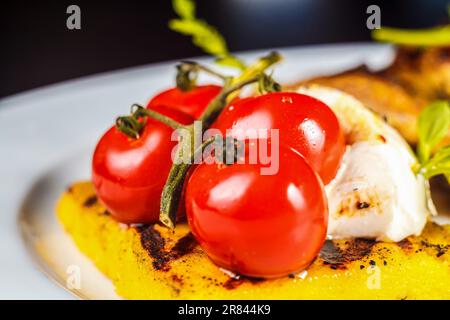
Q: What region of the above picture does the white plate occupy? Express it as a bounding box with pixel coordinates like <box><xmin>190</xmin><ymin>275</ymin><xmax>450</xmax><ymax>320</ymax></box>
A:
<box><xmin>0</xmin><ymin>43</ymin><xmax>429</xmax><ymax>299</ymax></box>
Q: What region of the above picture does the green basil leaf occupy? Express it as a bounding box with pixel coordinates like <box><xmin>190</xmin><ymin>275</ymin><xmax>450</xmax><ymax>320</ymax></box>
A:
<box><xmin>423</xmin><ymin>163</ymin><xmax>450</xmax><ymax>182</ymax></box>
<box><xmin>427</xmin><ymin>145</ymin><xmax>450</xmax><ymax>165</ymax></box>
<box><xmin>417</xmin><ymin>101</ymin><xmax>450</xmax><ymax>163</ymax></box>
<box><xmin>445</xmin><ymin>172</ymin><xmax>450</xmax><ymax>184</ymax></box>
<box><xmin>421</xmin><ymin>145</ymin><xmax>450</xmax><ymax>183</ymax></box>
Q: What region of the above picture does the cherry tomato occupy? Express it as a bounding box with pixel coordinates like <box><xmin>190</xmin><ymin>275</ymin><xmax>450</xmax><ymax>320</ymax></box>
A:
<box><xmin>92</xmin><ymin>105</ymin><xmax>193</xmax><ymax>224</ymax></box>
<box><xmin>185</xmin><ymin>142</ymin><xmax>328</xmax><ymax>278</ymax></box>
<box><xmin>147</xmin><ymin>85</ymin><xmax>222</xmax><ymax>119</ymax></box>
<box><xmin>211</xmin><ymin>92</ymin><xmax>345</xmax><ymax>184</ymax></box>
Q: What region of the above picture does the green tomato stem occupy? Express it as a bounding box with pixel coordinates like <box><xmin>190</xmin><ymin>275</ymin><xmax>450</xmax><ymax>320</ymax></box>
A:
<box><xmin>132</xmin><ymin>104</ymin><xmax>184</xmax><ymax>130</ymax></box>
<box><xmin>159</xmin><ymin>52</ymin><xmax>282</xmax><ymax>228</ymax></box>
<box><xmin>159</xmin><ymin>134</ymin><xmax>216</xmax><ymax>228</ymax></box>
<box><xmin>115</xmin><ymin>104</ymin><xmax>184</xmax><ymax>139</ymax></box>
<box><xmin>159</xmin><ymin>76</ymin><xmax>260</xmax><ymax>228</ymax></box>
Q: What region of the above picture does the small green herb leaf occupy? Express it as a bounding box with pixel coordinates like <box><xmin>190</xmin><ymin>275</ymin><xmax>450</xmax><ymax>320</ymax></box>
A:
<box><xmin>169</xmin><ymin>19</ymin><xmax>228</xmax><ymax>57</ymax></box>
<box><xmin>169</xmin><ymin>0</ymin><xmax>245</xmax><ymax>70</ymax></box>
<box><xmin>215</xmin><ymin>56</ymin><xmax>246</xmax><ymax>70</ymax></box>
<box><xmin>417</xmin><ymin>101</ymin><xmax>450</xmax><ymax>183</ymax></box>
<box><xmin>421</xmin><ymin>146</ymin><xmax>450</xmax><ymax>183</ymax></box>
<box><xmin>417</xmin><ymin>100</ymin><xmax>450</xmax><ymax>163</ymax></box>
<box><xmin>372</xmin><ymin>25</ymin><xmax>450</xmax><ymax>47</ymax></box>
<box><xmin>172</xmin><ymin>0</ymin><xmax>195</xmax><ymax>19</ymax></box>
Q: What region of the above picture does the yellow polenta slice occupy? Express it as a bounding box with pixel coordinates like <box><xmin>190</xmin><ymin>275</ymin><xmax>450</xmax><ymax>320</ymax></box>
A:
<box><xmin>57</xmin><ymin>181</ymin><xmax>450</xmax><ymax>300</ymax></box>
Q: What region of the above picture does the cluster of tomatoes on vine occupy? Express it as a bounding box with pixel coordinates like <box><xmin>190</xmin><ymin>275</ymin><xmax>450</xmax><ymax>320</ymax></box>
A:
<box><xmin>92</xmin><ymin>54</ymin><xmax>346</xmax><ymax>278</ymax></box>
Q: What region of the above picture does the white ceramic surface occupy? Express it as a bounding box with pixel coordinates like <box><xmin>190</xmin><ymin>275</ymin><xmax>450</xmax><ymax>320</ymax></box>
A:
<box><xmin>0</xmin><ymin>43</ymin><xmax>411</xmax><ymax>299</ymax></box>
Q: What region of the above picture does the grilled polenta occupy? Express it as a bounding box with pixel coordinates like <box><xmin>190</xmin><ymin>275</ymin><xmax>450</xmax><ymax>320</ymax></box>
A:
<box><xmin>57</xmin><ymin>181</ymin><xmax>450</xmax><ymax>300</ymax></box>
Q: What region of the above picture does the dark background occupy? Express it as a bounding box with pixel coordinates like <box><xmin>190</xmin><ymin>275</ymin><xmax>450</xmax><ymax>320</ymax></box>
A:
<box><xmin>1</xmin><ymin>0</ymin><xmax>449</xmax><ymax>98</ymax></box>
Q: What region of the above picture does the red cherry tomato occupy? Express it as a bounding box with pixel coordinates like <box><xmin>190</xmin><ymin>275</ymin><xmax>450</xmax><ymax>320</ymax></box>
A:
<box><xmin>185</xmin><ymin>143</ymin><xmax>328</xmax><ymax>278</ymax></box>
<box><xmin>211</xmin><ymin>92</ymin><xmax>345</xmax><ymax>184</ymax></box>
<box><xmin>147</xmin><ymin>85</ymin><xmax>222</xmax><ymax>119</ymax></box>
<box><xmin>92</xmin><ymin>105</ymin><xmax>193</xmax><ymax>224</ymax></box>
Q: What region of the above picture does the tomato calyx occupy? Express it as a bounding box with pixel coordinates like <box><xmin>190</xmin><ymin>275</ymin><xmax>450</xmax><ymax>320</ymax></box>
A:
<box><xmin>115</xmin><ymin>112</ymin><xmax>145</xmax><ymax>140</ymax></box>
<box><xmin>257</xmin><ymin>72</ymin><xmax>281</xmax><ymax>95</ymax></box>
<box><xmin>116</xmin><ymin>104</ymin><xmax>185</xmax><ymax>139</ymax></box>
<box><xmin>176</xmin><ymin>61</ymin><xmax>232</xmax><ymax>91</ymax></box>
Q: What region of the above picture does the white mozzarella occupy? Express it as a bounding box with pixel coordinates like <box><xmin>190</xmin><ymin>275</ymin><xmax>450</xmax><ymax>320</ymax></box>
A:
<box><xmin>296</xmin><ymin>85</ymin><xmax>435</xmax><ymax>242</ymax></box>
